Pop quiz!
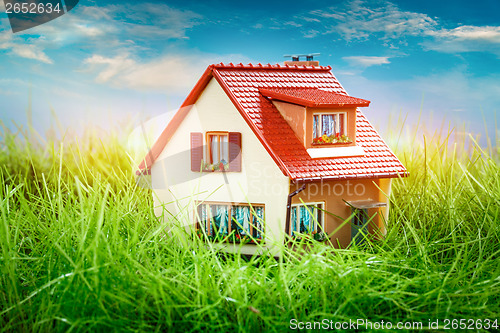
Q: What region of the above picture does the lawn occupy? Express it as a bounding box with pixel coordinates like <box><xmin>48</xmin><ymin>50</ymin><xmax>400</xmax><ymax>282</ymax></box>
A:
<box><xmin>1</xmin><ymin>123</ymin><xmax>499</xmax><ymax>332</ymax></box>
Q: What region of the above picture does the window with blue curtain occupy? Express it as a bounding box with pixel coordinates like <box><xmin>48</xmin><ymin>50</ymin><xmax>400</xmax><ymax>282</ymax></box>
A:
<box><xmin>291</xmin><ymin>203</ymin><xmax>323</xmax><ymax>236</ymax></box>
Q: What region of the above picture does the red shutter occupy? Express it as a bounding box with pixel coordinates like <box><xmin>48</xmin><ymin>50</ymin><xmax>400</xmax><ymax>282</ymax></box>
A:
<box><xmin>228</xmin><ymin>132</ymin><xmax>241</xmax><ymax>172</ymax></box>
<box><xmin>190</xmin><ymin>132</ymin><xmax>203</xmax><ymax>172</ymax></box>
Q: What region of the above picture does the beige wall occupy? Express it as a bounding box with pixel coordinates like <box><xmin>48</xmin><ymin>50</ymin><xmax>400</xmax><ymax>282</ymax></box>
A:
<box><xmin>151</xmin><ymin>78</ymin><xmax>290</xmax><ymax>256</ymax></box>
<box><xmin>272</xmin><ymin>101</ymin><xmax>306</xmax><ymax>144</ymax></box>
<box><xmin>290</xmin><ymin>177</ymin><xmax>391</xmax><ymax>248</ymax></box>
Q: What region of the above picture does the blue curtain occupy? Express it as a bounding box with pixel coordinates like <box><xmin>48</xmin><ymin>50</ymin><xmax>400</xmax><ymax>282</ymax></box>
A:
<box><xmin>254</xmin><ymin>207</ymin><xmax>264</xmax><ymax>238</ymax></box>
<box><xmin>291</xmin><ymin>207</ymin><xmax>297</xmax><ymax>235</ymax></box>
<box><xmin>300</xmin><ymin>206</ymin><xmax>314</xmax><ymax>233</ymax></box>
<box><xmin>212</xmin><ymin>205</ymin><xmax>228</xmax><ymax>235</ymax></box>
<box><xmin>232</xmin><ymin>206</ymin><xmax>250</xmax><ymax>235</ymax></box>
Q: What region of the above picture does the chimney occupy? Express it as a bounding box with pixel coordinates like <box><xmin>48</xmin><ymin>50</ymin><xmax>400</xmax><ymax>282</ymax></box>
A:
<box><xmin>284</xmin><ymin>53</ymin><xmax>320</xmax><ymax>66</ymax></box>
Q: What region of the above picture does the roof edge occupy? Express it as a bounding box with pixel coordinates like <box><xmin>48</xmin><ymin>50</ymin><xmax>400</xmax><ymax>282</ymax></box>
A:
<box><xmin>212</xmin><ymin>62</ymin><xmax>332</xmax><ymax>71</ymax></box>
<box><xmin>259</xmin><ymin>87</ymin><xmax>370</xmax><ymax>108</ymax></box>
<box><xmin>292</xmin><ymin>171</ymin><xmax>409</xmax><ymax>183</ymax></box>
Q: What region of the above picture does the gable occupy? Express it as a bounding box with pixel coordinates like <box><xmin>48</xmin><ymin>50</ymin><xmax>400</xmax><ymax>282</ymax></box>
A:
<box><xmin>154</xmin><ymin>77</ymin><xmax>286</xmax><ymax>181</ymax></box>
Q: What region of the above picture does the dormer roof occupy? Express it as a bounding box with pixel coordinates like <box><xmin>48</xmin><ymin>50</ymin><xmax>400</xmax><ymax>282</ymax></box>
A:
<box><xmin>260</xmin><ymin>87</ymin><xmax>370</xmax><ymax>108</ymax></box>
<box><xmin>138</xmin><ymin>63</ymin><xmax>407</xmax><ymax>181</ymax></box>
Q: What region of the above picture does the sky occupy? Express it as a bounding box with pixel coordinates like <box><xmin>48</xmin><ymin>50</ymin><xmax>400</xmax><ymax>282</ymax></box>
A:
<box><xmin>1</xmin><ymin>0</ymin><xmax>499</xmax><ymax>148</ymax></box>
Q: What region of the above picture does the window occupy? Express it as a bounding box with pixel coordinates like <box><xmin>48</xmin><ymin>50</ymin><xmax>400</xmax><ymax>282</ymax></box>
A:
<box><xmin>290</xmin><ymin>202</ymin><xmax>324</xmax><ymax>236</ymax></box>
<box><xmin>196</xmin><ymin>202</ymin><xmax>264</xmax><ymax>242</ymax></box>
<box><xmin>312</xmin><ymin>113</ymin><xmax>349</xmax><ymax>144</ymax></box>
<box><xmin>207</xmin><ymin>132</ymin><xmax>229</xmax><ymax>164</ymax></box>
<box><xmin>190</xmin><ymin>132</ymin><xmax>241</xmax><ymax>172</ymax></box>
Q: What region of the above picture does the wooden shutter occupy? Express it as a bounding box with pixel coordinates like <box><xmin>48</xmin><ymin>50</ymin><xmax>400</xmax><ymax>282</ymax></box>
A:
<box><xmin>190</xmin><ymin>132</ymin><xmax>203</xmax><ymax>172</ymax></box>
<box><xmin>228</xmin><ymin>132</ymin><xmax>242</xmax><ymax>172</ymax></box>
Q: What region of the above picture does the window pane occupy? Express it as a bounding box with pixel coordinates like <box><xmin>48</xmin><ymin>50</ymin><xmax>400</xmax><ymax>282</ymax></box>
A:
<box><xmin>210</xmin><ymin>135</ymin><xmax>219</xmax><ymax>163</ymax></box>
<box><xmin>313</xmin><ymin>115</ymin><xmax>320</xmax><ymax>138</ymax></box>
<box><xmin>333</xmin><ymin>114</ymin><xmax>339</xmax><ymax>136</ymax></box>
<box><xmin>300</xmin><ymin>206</ymin><xmax>312</xmax><ymax>233</ymax></box>
<box><xmin>254</xmin><ymin>206</ymin><xmax>264</xmax><ymax>239</ymax></box>
<box><xmin>198</xmin><ymin>204</ymin><xmax>210</xmax><ymax>235</ymax></box>
<box><xmin>322</xmin><ymin>115</ymin><xmax>334</xmax><ymax>136</ymax></box>
<box><xmin>232</xmin><ymin>205</ymin><xmax>251</xmax><ymax>235</ymax></box>
<box><xmin>212</xmin><ymin>204</ymin><xmax>229</xmax><ymax>235</ymax></box>
<box><xmin>338</xmin><ymin>114</ymin><xmax>345</xmax><ymax>136</ymax></box>
<box><xmin>291</xmin><ymin>207</ymin><xmax>298</xmax><ymax>234</ymax></box>
<box><xmin>220</xmin><ymin>135</ymin><xmax>228</xmax><ymax>163</ymax></box>
<box><xmin>316</xmin><ymin>205</ymin><xmax>322</xmax><ymax>232</ymax></box>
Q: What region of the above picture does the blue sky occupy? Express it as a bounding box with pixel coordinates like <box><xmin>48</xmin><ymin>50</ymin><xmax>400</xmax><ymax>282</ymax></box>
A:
<box><xmin>1</xmin><ymin>0</ymin><xmax>499</xmax><ymax>146</ymax></box>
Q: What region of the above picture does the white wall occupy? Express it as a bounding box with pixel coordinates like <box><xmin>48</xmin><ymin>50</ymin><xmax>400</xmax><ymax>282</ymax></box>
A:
<box><xmin>151</xmin><ymin>78</ymin><xmax>290</xmax><ymax>255</ymax></box>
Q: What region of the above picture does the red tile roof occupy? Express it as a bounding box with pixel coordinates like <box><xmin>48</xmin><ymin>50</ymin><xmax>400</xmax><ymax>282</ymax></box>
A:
<box><xmin>259</xmin><ymin>87</ymin><xmax>370</xmax><ymax>108</ymax></box>
<box><xmin>138</xmin><ymin>63</ymin><xmax>407</xmax><ymax>181</ymax></box>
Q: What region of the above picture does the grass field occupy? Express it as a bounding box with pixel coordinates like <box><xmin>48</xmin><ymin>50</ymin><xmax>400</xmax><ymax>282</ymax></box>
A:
<box><xmin>0</xmin><ymin>122</ymin><xmax>499</xmax><ymax>332</ymax></box>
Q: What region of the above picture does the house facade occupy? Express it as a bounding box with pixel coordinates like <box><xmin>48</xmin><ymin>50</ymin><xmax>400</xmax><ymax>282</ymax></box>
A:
<box><xmin>138</xmin><ymin>62</ymin><xmax>407</xmax><ymax>256</ymax></box>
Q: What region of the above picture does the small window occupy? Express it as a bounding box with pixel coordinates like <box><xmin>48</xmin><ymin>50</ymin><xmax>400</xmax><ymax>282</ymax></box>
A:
<box><xmin>207</xmin><ymin>132</ymin><xmax>229</xmax><ymax>164</ymax></box>
<box><xmin>290</xmin><ymin>202</ymin><xmax>324</xmax><ymax>236</ymax></box>
<box><xmin>196</xmin><ymin>202</ymin><xmax>264</xmax><ymax>243</ymax></box>
<box><xmin>313</xmin><ymin>113</ymin><xmax>350</xmax><ymax>144</ymax></box>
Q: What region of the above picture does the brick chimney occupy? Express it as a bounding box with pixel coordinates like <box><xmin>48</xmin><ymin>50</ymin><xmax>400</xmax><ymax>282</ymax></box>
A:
<box><xmin>284</xmin><ymin>53</ymin><xmax>319</xmax><ymax>66</ymax></box>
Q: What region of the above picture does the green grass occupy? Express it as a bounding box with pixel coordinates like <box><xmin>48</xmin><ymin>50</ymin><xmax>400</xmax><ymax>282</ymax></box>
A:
<box><xmin>0</xmin><ymin>121</ymin><xmax>499</xmax><ymax>332</ymax></box>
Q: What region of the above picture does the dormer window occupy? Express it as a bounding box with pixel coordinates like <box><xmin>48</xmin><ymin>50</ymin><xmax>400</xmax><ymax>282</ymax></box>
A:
<box><xmin>312</xmin><ymin>112</ymin><xmax>351</xmax><ymax>145</ymax></box>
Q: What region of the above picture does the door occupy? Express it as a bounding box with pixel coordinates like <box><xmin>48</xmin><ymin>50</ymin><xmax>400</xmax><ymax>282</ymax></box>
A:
<box><xmin>351</xmin><ymin>208</ymin><xmax>368</xmax><ymax>245</ymax></box>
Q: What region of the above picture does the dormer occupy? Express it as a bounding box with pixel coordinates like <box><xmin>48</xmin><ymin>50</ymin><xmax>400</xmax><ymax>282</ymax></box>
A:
<box><xmin>260</xmin><ymin>87</ymin><xmax>370</xmax><ymax>158</ymax></box>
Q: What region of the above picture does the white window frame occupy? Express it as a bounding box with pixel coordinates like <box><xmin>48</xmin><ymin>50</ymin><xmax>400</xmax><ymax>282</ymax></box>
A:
<box><xmin>290</xmin><ymin>201</ymin><xmax>325</xmax><ymax>235</ymax></box>
<box><xmin>312</xmin><ymin>112</ymin><xmax>347</xmax><ymax>138</ymax></box>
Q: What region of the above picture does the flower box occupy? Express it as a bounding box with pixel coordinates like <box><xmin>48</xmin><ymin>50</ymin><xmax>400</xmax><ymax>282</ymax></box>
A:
<box><xmin>202</xmin><ymin>160</ymin><xmax>229</xmax><ymax>172</ymax></box>
<box><xmin>312</xmin><ymin>134</ymin><xmax>352</xmax><ymax>145</ymax></box>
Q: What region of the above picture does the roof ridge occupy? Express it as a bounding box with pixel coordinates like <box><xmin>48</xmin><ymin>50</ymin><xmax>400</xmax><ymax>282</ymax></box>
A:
<box><xmin>212</xmin><ymin>62</ymin><xmax>332</xmax><ymax>71</ymax></box>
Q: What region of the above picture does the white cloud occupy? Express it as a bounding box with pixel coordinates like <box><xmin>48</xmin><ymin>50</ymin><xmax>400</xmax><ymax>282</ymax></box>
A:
<box><xmin>305</xmin><ymin>0</ymin><xmax>437</xmax><ymax>42</ymax></box>
<box><xmin>0</xmin><ymin>2</ymin><xmax>203</xmax><ymax>66</ymax></box>
<box><xmin>0</xmin><ymin>32</ymin><xmax>53</xmax><ymax>64</ymax></box>
<box><xmin>300</xmin><ymin>1</ymin><xmax>500</xmax><ymax>55</ymax></box>
<box><xmin>343</xmin><ymin>56</ymin><xmax>390</xmax><ymax>67</ymax></box>
<box><xmin>84</xmin><ymin>53</ymin><xmax>136</xmax><ymax>83</ymax></box>
<box><xmin>83</xmin><ymin>52</ymin><xmax>253</xmax><ymax>92</ymax></box>
<box><xmin>423</xmin><ymin>26</ymin><xmax>500</xmax><ymax>54</ymax></box>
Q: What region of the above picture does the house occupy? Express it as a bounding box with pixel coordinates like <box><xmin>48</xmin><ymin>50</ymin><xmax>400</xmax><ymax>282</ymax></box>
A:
<box><xmin>137</xmin><ymin>59</ymin><xmax>407</xmax><ymax>256</ymax></box>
